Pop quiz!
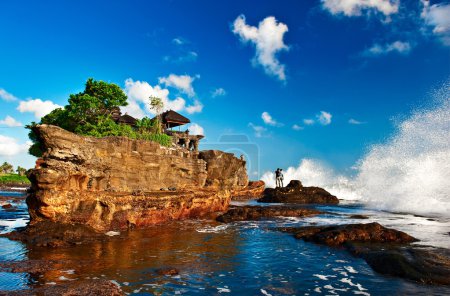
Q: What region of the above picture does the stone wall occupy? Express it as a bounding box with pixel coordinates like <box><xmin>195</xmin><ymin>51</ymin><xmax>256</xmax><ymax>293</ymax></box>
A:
<box><xmin>27</xmin><ymin>125</ymin><xmax>248</xmax><ymax>231</ymax></box>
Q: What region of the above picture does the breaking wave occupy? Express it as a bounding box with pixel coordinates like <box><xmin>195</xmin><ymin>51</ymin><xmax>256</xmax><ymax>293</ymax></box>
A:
<box><xmin>261</xmin><ymin>82</ymin><xmax>450</xmax><ymax>217</ymax></box>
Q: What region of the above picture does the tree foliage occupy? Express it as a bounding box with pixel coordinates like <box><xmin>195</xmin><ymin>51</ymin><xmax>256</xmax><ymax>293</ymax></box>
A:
<box><xmin>0</xmin><ymin>162</ymin><xmax>14</xmax><ymax>174</ymax></box>
<box><xmin>27</xmin><ymin>79</ymin><xmax>171</xmax><ymax>157</ymax></box>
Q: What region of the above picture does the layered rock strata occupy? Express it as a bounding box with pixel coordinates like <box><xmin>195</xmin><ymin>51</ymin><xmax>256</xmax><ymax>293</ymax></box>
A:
<box><xmin>26</xmin><ymin>125</ymin><xmax>247</xmax><ymax>231</ymax></box>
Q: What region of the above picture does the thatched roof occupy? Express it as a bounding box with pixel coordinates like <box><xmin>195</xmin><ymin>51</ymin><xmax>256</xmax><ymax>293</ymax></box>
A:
<box><xmin>159</xmin><ymin>110</ymin><xmax>190</xmax><ymax>128</ymax></box>
<box><xmin>117</xmin><ymin>114</ymin><xmax>137</xmax><ymax>126</ymax></box>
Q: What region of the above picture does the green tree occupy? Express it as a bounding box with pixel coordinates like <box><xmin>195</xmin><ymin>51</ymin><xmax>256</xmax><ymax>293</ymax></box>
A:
<box><xmin>0</xmin><ymin>162</ymin><xmax>14</xmax><ymax>174</ymax></box>
<box><xmin>16</xmin><ymin>166</ymin><xmax>27</xmax><ymax>176</ymax></box>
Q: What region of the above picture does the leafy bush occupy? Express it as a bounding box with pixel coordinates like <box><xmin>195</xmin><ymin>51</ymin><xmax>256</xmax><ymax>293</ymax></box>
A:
<box><xmin>27</xmin><ymin>79</ymin><xmax>173</xmax><ymax>157</ymax></box>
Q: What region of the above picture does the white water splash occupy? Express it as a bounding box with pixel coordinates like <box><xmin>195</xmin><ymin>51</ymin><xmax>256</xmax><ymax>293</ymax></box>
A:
<box><xmin>261</xmin><ymin>82</ymin><xmax>450</xmax><ymax>217</ymax></box>
<box><xmin>261</xmin><ymin>159</ymin><xmax>359</xmax><ymax>200</ymax></box>
<box><xmin>355</xmin><ymin>92</ymin><xmax>450</xmax><ymax>216</ymax></box>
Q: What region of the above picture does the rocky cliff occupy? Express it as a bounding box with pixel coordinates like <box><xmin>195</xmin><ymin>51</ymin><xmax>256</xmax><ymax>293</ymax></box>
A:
<box><xmin>27</xmin><ymin>125</ymin><xmax>248</xmax><ymax>231</ymax></box>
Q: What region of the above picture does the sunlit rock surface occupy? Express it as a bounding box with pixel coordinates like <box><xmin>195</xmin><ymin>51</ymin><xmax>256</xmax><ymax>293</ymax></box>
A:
<box><xmin>26</xmin><ymin>125</ymin><xmax>248</xmax><ymax>231</ymax></box>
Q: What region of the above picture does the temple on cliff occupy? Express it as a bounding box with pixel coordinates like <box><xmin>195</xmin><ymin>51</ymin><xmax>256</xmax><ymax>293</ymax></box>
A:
<box><xmin>112</xmin><ymin>108</ymin><xmax>204</xmax><ymax>152</ymax></box>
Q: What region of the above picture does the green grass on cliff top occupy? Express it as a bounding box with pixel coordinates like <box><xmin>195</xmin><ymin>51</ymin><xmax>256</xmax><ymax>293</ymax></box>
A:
<box><xmin>0</xmin><ymin>174</ymin><xmax>30</xmax><ymax>185</ymax></box>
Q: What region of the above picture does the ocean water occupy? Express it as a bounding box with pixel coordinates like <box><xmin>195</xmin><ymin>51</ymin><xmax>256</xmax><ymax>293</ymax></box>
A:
<box><xmin>1</xmin><ymin>191</ymin><xmax>450</xmax><ymax>295</ymax></box>
<box><xmin>262</xmin><ymin>83</ymin><xmax>450</xmax><ymax>218</ymax></box>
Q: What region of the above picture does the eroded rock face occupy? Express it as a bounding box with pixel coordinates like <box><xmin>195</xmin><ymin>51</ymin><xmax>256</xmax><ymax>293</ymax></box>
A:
<box><xmin>216</xmin><ymin>205</ymin><xmax>322</xmax><ymax>223</ymax></box>
<box><xmin>231</xmin><ymin>180</ymin><xmax>265</xmax><ymax>200</ymax></box>
<box><xmin>199</xmin><ymin>150</ymin><xmax>248</xmax><ymax>189</ymax></box>
<box><xmin>258</xmin><ymin>180</ymin><xmax>339</xmax><ymax>205</ymax></box>
<box><xmin>26</xmin><ymin>125</ymin><xmax>247</xmax><ymax>231</ymax></box>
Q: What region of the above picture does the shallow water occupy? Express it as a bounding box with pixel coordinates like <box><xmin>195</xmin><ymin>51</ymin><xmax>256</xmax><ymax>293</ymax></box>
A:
<box><xmin>1</xmin><ymin>192</ymin><xmax>450</xmax><ymax>295</ymax></box>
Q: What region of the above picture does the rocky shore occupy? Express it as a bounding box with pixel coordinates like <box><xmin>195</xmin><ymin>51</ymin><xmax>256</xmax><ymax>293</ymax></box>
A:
<box><xmin>258</xmin><ymin>180</ymin><xmax>339</xmax><ymax>204</ymax></box>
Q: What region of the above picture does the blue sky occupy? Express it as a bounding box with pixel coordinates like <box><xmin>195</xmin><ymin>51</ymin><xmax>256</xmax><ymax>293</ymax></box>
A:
<box><xmin>0</xmin><ymin>0</ymin><xmax>449</xmax><ymax>177</ymax></box>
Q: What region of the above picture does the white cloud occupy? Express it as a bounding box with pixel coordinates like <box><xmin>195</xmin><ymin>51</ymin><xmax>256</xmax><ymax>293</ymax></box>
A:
<box><xmin>211</xmin><ymin>88</ymin><xmax>226</xmax><ymax>97</ymax></box>
<box><xmin>349</xmin><ymin>118</ymin><xmax>366</xmax><ymax>124</ymax></box>
<box><xmin>248</xmin><ymin>123</ymin><xmax>268</xmax><ymax>138</ymax></box>
<box><xmin>322</xmin><ymin>0</ymin><xmax>399</xmax><ymax>17</ymax></box>
<box><xmin>0</xmin><ymin>115</ymin><xmax>22</xmax><ymax>127</ymax></box>
<box><xmin>364</xmin><ymin>40</ymin><xmax>412</xmax><ymax>56</ymax></box>
<box><xmin>292</xmin><ymin>124</ymin><xmax>304</xmax><ymax>131</ymax></box>
<box><xmin>0</xmin><ymin>88</ymin><xmax>18</xmax><ymax>102</ymax></box>
<box><xmin>123</xmin><ymin>78</ymin><xmax>202</xmax><ymax>118</ymax></box>
<box><xmin>317</xmin><ymin>111</ymin><xmax>332</xmax><ymax>125</ymax></box>
<box><xmin>0</xmin><ymin>135</ymin><xmax>30</xmax><ymax>156</ymax></box>
<box><xmin>232</xmin><ymin>15</ymin><xmax>289</xmax><ymax>81</ymax></box>
<box><xmin>163</xmin><ymin>51</ymin><xmax>198</xmax><ymax>63</ymax></box>
<box><xmin>261</xmin><ymin>111</ymin><xmax>282</xmax><ymax>126</ymax></box>
<box><xmin>185</xmin><ymin>100</ymin><xmax>203</xmax><ymax>114</ymax></box>
<box><xmin>421</xmin><ymin>0</ymin><xmax>450</xmax><ymax>46</ymax></box>
<box><xmin>158</xmin><ymin>74</ymin><xmax>198</xmax><ymax>97</ymax></box>
<box><xmin>17</xmin><ymin>98</ymin><xmax>62</xmax><ymax>119</ymax></box>
<box><xmin>188</xmin><ymin>123</ymin><xmax>204</xmax><ymax>136</ymax></box>
<box><xmin>303</xmin><ymin>119</ymin><xmax>315</xmax><ymax>125</ymax></box>
<box><xmin>172</xmin><ymin>37</ymin><xmax>185</xmax><ymax>45</ymax></box>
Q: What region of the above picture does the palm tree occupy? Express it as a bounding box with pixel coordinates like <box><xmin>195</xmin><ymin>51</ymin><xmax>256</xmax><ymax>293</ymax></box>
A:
<box><xmin>149</xmin><ymin>96</ymin><xmax>164</xmax><ymax>133</ymax></box>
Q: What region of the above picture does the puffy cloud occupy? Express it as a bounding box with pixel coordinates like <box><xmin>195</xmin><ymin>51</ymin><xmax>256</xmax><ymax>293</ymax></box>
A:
<box><xmin>349</xmin><ymin>118</ymin><xmax>366</xmax><ymax>124</ymax></box>
<box><xmin>421</xmin><ymin>0</ymin><xmax>450</xmax><ymax>46</ymax></box>
<box><xmin>261</xmin><ymin>111</ymin><xmax>282</xmax><ymax>126</ymax></box>
<box><xmin>188</xmin><ymin>123</ymin><xmax>204</xmax><ymax>136</ymax></box>
<box><xmin>0</xmin><ymin>135</ymin><xmax>30</xmax><ymax>156</ymax></box>
<box><xmin>185</xmin><ymin>100</ymin><xmax>203</xmax><ymax>114</ymax></box>
<box><xmin>211</xmin><ymin>88</ymin><xmax>226</xmax><ymax>98</ymax></box>
<box><xmin>317</xmin><ymin>111</ymin><xmax>332</xmax><ymax>125</ymax></box>
<box><xmin>248</xmin><ymin>123</ymin><xmax>268</xmax><ymax>138</ymax></box>
<box><xmin>158</xmin><ymin>74</ymin><xmax>198</xmax><ymax>97</ymax></box>
<box><xmin>123</xmin><ymin>78</ymin><xmax>202</xmax><ymax>118</ymax></box>
<box><xmin>364</xmin><ymin>41</ymin><xmax>412</xmax><ymax>56</ymax></box>
<box><xmin>292</xmin><ymin>124</ymin><xmax>304</xmax><ymax>131</ymax></box>
<box><xmin>303</xmin><ymin>119</ymin><xmax>315</xmax><ymax>125</ymax></box>
<box><xmin>0</xmin><ymin>88</ymin><xmax>18</xmax><ymax>102</ymax></box>
<box><xmin>17</xmin><ymin>98</ymin><xmax>62</xmax><ymax>118</ymax></box>
<box><xmin>322</xmin><ymin>0</ymin><xmax>399</xmax><ymax>17</ymax></box>
<box><xmin>0</xmin><ymin>115</ymin><xmax>22</xmax><ymax>127</ymax></box>
<box><xmin>232</xmin><ymin>15</ymin><xmax>289</xmax><ymax>81</ymax></box>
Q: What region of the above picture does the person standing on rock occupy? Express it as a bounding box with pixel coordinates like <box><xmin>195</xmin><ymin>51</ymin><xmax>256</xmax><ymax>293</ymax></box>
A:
<box><xmin>279</xmin><ymin>169</ymin><xmax>284</xmax><ymax>187</ymax></box>
<box><xmin>275</xmin><ymin>168</ymin><xmax>284</xmax><ymax>188</ymax></box>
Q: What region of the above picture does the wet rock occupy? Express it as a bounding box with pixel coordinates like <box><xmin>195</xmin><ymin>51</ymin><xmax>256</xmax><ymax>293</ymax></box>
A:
<box><xmin>1</xmin><ymin>203</ymin><xmax>13</xmax><ymax>209</ymax></box>
<box><xmin>0</xmin><ymin>279</ymin><xmax>124</xmax><ymax>295</ymax></box>
<box><xmin>217</xmin><ymin>205</ymin><xmax>322</xmax><ymax>223</ymax></box>
<box><xmin>258</xmin><ymin>180</ymin><xmax>339</xmax><ymax>205</ymax></box>
<box><xmin>292</xmin><ymin>222</ymin><xmax>417</xmax><ymax>246</ymax></box>
<box><xmin>2</xmin><ymin>221</ymin><xmax>104</xmax><ymax>247</ymax></box>
<box><xmin>156</xmin><ymin>267</ymin><xmax>179</xmax><ymax>276</ymax></box>
<box><xmin>351</xmin><ymin>245</ymin><xmax>450</xmax><ymax>286</ymax></box>
<box><xmin>231</xmin><ymin>180</ymin><xmax>265</xmax><ymax>200</ymax></box>
<box><xmin>349</xmin><ymin>214</ymin><xmax>369</xmax><ymax>219</ymax></box>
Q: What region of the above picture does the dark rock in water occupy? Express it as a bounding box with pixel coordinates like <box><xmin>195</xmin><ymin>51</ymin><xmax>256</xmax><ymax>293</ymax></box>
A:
<box><xmin>349</xmin><ymin>214</ymin><xmax>369</xmax><ymax>219</ymax></box>
<box><xmin>2</xmin><ymin>221</ymin><xmax>104</xmax><ymax>248</ymax></box>
<box><xmin>352</xmin><ymin>246</ymin><xmax>450</xmax><ymax>286</ymax></box>
<box><xmin>1</xmin><ymin>279</ymin><xmax>124</xmax><ymax>295</ymax></box>
<box><xmin>292</xmin><ymin>222</ymin><xmax>417</xmax><ymax>246</ymax></box>
<box><xmin>1</xmin><ymin>203</ymin><xmax>13</xmax><ymax>209</ymax></box>
<box><xmin>156</xmin><ymin>267</ymin><xmax>179</xmax><ymax>276</ymax></box>
<box><xmin>278</xmin><ymin>222</ymin><xmax>450</xmax><ymax>286</ymax></box>
<box><xmin>258</xmin><ymin>180</ymin><xmax>339</xmax><ymax>205</ymax></box>
<box><xmin>217</xmin><ymin>205</ymin><xmax>322</xmax><ymax>223</ymax></box>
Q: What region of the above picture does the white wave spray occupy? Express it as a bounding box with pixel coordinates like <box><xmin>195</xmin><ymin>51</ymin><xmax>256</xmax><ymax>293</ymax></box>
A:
<box><xmin>261</xmin><ymin>82</ymin><xmax>450</xmax><ymax>217</ymax></box>
<box><xmin>355</xmin><ymin>86</ymin><xmax>450</xmax><ymax>216</ymax></box>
